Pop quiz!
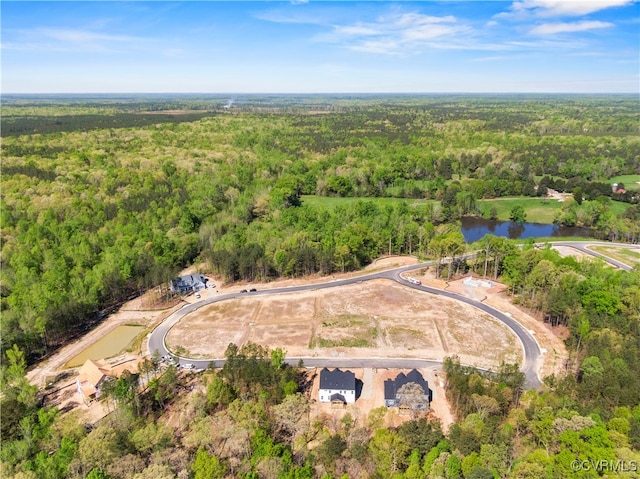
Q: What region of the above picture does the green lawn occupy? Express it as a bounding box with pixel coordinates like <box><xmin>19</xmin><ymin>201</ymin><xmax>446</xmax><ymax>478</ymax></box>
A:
<box><xmin>478</xmin><ymin>197</ymin><xmax>630</xmax><ymax>223</ymax></box>
<box><xmin>609</xmin><ymin>175</ymin><xmax>640</xmax><ymax>191</ymax></box>
<box><xmin>302</xmin><ymin>195</ymin><xmax>630</xmax><ymax>224</ymax></box>
<box><xmin>477</xmin><ymin>197</ymin><xmax>563</xmax><ymax>223</ymax></box>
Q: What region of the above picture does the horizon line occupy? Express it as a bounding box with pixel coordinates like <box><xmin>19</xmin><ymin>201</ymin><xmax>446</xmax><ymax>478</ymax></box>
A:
<box><xmin>3</xmin><ymin>91</ymin><xmax>639</xmax><ymax>96</ymax></box>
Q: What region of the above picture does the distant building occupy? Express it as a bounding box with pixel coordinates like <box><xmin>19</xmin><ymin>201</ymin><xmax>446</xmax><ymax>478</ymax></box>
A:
<box><xmin>384</xmin><ymin>369</ymin><xmax>430</xmax><ymax>410</ymax></box>
<box><xmin>318</xmin><ymin>368</ymin><xmax>356</xmax><ymax>404</ymax></box>
<box><xmin>170</xmin><ymin>274</ymin><xmax>207</xmax><ymax>294</ymax></box>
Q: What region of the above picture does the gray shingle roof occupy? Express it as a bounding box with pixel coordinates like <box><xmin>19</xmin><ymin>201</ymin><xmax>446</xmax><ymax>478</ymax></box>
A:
<box><xmin>384</xmin><ymin>369</ymin><xmax>429</xmax><ymax>400</ymax></box>
<box><xmin>319</xmin><ymin>368</ymin><xmax>355</xmax><ymax>390</ymax></box>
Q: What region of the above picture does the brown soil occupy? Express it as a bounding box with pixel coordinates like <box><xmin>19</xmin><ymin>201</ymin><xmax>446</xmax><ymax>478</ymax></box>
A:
<box><xmin>308</xmin><ymin>367</ymin><xmax>455</xmax><ymax>433</ymax></box>
<box><xmin>433</xmin><ymin>272</ymin><xmax>568</xmax><ymax>378</ymax></box>
<box><xmin>29</xmin><ymin>256</ymin><xmax>570</xmax><ymax>426</ymax></box>
<box><xmin>166</xmin><ymin>279</ymin><xmax>522</xmax><ymax>370</ymax></box>
<box><xmin>27</xmin><ymin>290</ymin><xmax>182</xmax><ymax>388</ymax></box>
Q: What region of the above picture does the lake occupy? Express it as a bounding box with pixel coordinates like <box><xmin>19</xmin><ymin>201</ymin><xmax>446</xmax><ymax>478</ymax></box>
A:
<box><xmin>461</xmin><ymin>217</ymin><xmax>592</xmax><ymax>243</ymax></box>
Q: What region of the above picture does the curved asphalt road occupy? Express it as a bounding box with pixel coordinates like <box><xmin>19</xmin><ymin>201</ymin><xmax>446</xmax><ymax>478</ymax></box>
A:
<box><xmin>147</xmin><ymin>241</ymin><xmax>637</xmax><ymax>390</ymax></box>
<box><xmin>550</xmin><ymin>241</ymin><xmax>638</xmax><ymax>272</ymax></box>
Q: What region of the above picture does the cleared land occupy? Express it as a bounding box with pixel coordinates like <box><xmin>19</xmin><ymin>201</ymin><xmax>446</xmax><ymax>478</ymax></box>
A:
<box><xmin>589</xmin><ymin>245</ymin><xmax>640</xmax><ymax>268</ymax></box>
<box><xmin>166</xmin><ymin>279</ymin><xmax>522</xmax><ymax>370</ymax></box>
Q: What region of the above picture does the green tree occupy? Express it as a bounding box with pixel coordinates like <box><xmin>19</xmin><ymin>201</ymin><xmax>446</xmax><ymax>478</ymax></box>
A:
<box><xmin>369</xmin><ymin>428</ymin><xmax>410</xmax><ymax>477</ymax></box>
<box><xmin>509</xmin><ymin>205</ymin><xmax>527</xmax><ymax>223</ymax></box>
<box><xmin>573</xmin><ymin>186</ymin><xmax>584</xmax><ymax>205</ymax></box>
<box><xmin>191</xmin><ymin>448</ymin><xmax>226</xmax><ymax>479</ymax></box>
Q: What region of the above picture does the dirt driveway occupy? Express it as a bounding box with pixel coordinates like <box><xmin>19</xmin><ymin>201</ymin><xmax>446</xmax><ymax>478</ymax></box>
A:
<box><xmin>308</xmin><ymin>367</ymin><xmax>455</xmax><ymax>433</ymax></box>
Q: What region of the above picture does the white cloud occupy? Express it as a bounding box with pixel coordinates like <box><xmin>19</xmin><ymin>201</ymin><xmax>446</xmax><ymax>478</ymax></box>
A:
<box><xmin>530</xmin><ymin>20</ymin><xmax>614</xmax><ymax>34</ymax></box>
<box><xmin>391</xmin><ymin>13</ymin><xmax>457</xmax><ymax>26</ymax></box>
<box><xmin>319</xmin><ymin>12</ymin><xmax>464</xmax><ymax>55</ymax></box>
<box><xmin>334</xmin><ymin>25</ymin><xmax>382</xmax><ymax>37</ymax></box>
<box><xmin>499</xmin><ymin>0</ymin><xmax>636</xmax><ymax>18</ymax></box>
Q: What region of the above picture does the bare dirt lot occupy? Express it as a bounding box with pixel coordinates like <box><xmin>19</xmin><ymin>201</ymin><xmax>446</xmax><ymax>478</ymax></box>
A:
<box><xmin>30</xmin><ymin>255</ymin><xmax>571</xmax><ymax>426</ymax></box>
<box><xmin>166</xmin><ymin>279</ymin><xmax>522</xmax><ymax>370</ymax></box>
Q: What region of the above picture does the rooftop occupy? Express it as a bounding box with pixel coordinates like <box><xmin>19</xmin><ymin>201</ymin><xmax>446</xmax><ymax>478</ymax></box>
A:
<box><xmin>319</xmin><ymin>368</ymin><xmax>355</xmax><ymax>391</ymax></box>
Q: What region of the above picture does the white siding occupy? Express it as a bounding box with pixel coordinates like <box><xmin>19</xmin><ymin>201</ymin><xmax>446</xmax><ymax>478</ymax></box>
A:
<box><xmin>318</xmin><ymin>388</ymin><xmax>356</xmax><ymax>404</ymax></box>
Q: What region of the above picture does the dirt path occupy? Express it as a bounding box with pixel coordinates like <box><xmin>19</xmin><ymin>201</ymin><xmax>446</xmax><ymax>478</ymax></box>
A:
<box><xmin>27</xmin><ymin>291</ymin><xmax>183</xmax><ymax>389</ymax></box>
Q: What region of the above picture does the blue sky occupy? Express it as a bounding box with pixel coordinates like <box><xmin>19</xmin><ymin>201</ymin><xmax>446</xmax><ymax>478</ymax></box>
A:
<box><xmin>2</xmin><ymin>1</ymin><xmax>639</xmax><ymax>93</ymax></box>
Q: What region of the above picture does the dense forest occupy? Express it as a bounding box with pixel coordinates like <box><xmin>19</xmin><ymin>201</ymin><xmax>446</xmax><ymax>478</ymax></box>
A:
<box><xmin>2</xmin><ymin>95</ymin><xmax>639</xmax><ymax>362</ymax></box>
<box><xmin>1</xmin><ymin>95</ymin><xmax>640</xmax><ymax>478</ymax></box>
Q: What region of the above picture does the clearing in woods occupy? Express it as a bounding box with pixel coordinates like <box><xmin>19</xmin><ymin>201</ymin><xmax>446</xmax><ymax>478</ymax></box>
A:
<box><xmin>166</xmin><ymin>279</ymin><xmax>522</xmax><ymax>370</ymax></box>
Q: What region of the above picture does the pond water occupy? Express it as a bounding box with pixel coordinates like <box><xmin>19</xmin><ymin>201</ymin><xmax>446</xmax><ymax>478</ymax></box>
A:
<box><xmin>64</xmin><ymin>325</ymin><xmax>146</xmax><ymax>368</ymax></box>
<box><xmin>461</xmin><ymin>217</ymin><xmax>592</xmax><ymax>243</ymax></box>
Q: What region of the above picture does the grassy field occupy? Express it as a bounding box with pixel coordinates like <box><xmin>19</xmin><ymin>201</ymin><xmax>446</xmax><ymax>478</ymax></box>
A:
<box><xmin>301</xmin><ymin>195</ymin><xmax>438</xmax><ymax>209</ymax></box>
<box><xmin>590</xmin><ymin>245</ymin><xmax>640</xmax><ymax>267</ymax></box>
<box><xmin>609</xmin><ymin>175</ymin><xmax>640</xmax><ymax>191</ymax></box>
<box><xmin>477</xmin><ymin>197</ymin><xmax>563</xmax><ymax>223</ymax></box>
<box><xmin>302</xmin><ymin>195</ymin><xmax>630</xmax><ymax>224</ymax></box>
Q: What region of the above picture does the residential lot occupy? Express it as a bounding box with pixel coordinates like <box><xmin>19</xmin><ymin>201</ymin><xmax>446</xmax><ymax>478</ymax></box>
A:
<box><xmin>308</xmin><ymin>367</ymin><xmax>455</xmax><ymax>432</ymax></box>
<box><xmin>166</xmin><ymin>279</ymin><xmax>522</xmax><ymax>370</ymax></box>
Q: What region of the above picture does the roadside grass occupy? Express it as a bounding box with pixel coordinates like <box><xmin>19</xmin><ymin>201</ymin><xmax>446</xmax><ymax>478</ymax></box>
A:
<box><xmin>609</xmin><ymin>175</ymin><xmax>640</xmax><ymax>191</ymax></box>
<box><xmin>311</xmin><ymin>337</ymin><xmax>374</xmax><ymax>348</ymax></box>
<box><xmin>126</xmin><ymin>327</ymin><xmax>149</xmax><ymax>355</ymax></box>
<box><xmin>589</xmin><ymin>246</ymin><xmax>640</xmax><ymax>266</ymax></box>
<box><xmin>174</xmin><ymin>346</ymin><xmax>191</xmax><ymax>357</ymax></box>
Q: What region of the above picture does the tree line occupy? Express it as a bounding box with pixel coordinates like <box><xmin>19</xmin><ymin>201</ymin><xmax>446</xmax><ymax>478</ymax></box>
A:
<box><xmin>2</xmin><ymin>96</ymin><xmax>638</xmax><ymax>365</ymax></box>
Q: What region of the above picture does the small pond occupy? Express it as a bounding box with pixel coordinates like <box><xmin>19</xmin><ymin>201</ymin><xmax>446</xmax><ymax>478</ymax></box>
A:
<box><xmin>65</xmin><ymin>325</ymin><xmax>146</xmax><ymax>368</ymax></box>
<box><xmin>461</xmin><ymin>217</ymin><xmax>592</xmax><ymax>243</ymax></box>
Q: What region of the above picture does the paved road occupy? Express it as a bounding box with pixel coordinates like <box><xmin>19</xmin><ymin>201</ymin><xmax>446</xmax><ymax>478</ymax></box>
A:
<box><xmin>147</xmin><ymin>241</ymin><xmax>637</xmax><ymax>389</ymax></box>
<box><xmin>550</xmin><ymin>241</ymin><xmax>638</xmax><ymax>272</ymax></box>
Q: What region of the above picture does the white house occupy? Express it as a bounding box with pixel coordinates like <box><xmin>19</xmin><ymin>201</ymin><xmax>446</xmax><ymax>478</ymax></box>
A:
<box><xmin>318</xmin><ymin>368</ymin><xmax>356</xmax><ymax>404</ymax></box>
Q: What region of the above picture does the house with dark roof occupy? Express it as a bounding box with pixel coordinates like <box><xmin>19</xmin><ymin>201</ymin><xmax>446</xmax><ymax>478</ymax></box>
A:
<box><xmin>318</xmin><ymin>368</ymin><xmax>356</xmax><ymax>404</ymax></box>
<box><xmin>170</xmin><ymin>274</ymin><xmax>207</xmax><ymax>294</ymax></box>
<box><xmin>384</xmin><ymin>369</ymin><xmax>430</xmax><ymax>410</ymax></box>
